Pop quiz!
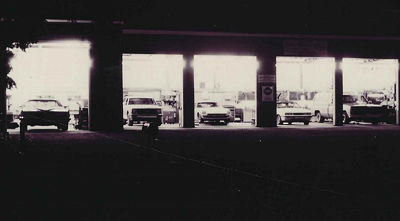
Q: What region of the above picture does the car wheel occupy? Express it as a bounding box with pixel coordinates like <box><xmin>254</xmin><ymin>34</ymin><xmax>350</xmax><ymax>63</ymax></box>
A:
<box><xmin>276</xmin><ymin>115</ymin><xmax>283</xmax><ymax>125</ymax></box>
<box><xmin>342</xmin><ymin>112</ymin><xmax>350</xmax><ymax>124</ymax></box>
<box><xmin>316</xmin><ymin>112</ymin><xmax>325</xmax><ymax>123</ymax></box>
<box><xmin>288</xmin><ymin>122</ymin><xmax>292</xmax><ymax>125</ymax></box>
<box><xmin>304</xmin><ymin>121</ymin><xmax>310</xmax><ymax>125</ymax></box>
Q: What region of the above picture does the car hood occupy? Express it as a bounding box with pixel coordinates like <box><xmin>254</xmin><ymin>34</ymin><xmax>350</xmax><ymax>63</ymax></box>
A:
<box><xmin>197</xmin><ymin>107</ymin><xmax>230</xmax><ymax>113</ymax></box>
<box><xmin>22</xmin><ymin>107</ymin><xmax>69</xmax><ymax>112</ymax></box>
<box><xmin>128</xmin><ymin>104</ymin><xmax>161</xmax><ymax>109</ymax></box>
<box><xmin>277</xmin><ymin>107</ymin><xmax>311</xmax><ymax>114</ymax></box>
<box><xmin>344</xmin><ymin>102</ymin><xmax>382</xmax><ymax>107</ymax></box>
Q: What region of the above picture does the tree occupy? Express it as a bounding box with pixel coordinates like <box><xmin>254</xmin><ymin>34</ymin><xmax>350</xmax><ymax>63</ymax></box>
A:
<box><xmin>0</xmin><ymin>17</ymin><xmax>47</xmax><ymax>141</ymax></box>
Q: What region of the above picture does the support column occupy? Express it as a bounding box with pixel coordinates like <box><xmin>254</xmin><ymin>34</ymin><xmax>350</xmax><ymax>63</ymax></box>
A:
<box><xmin>256</xmin><ymin>56</ymin><xmax>277</xmax><ymax>127</ymax></box>
<box><xmin>182</xmin><ymin>54</ymin><xmax>195</xmax><ymax>128</ymax></box>
<box><xmin>88</xmin><ymin>25</ymin><xmax>123</xmax><ymax>131</ymax></box>
<box><xmin>396</xmin><ymin>61</ymin><xmax>400</xmax><ymax>125</ymax></box>
<box><xmin>333</xmin><ymin>58</ymin><xmax>343</xmax><ymax>126</ymax></box>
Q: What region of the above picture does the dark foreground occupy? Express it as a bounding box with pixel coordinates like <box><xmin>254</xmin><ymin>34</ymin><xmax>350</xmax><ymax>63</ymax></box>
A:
<box><xmin>1</xmin><ymin>123</ymin><xmax>400</xmax><ymax>220</ymax></box>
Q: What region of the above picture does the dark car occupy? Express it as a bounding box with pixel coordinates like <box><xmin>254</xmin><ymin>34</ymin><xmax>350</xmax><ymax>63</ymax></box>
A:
<box><xmin>20</xmin><ymin>99</ymin><xmax>70</xmax><ymax>131</ymax></box>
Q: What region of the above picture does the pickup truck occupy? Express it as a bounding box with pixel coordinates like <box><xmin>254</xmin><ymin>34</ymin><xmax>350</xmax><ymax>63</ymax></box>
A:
<box><xmin>308</xmin><ymin>91</ymin><xmax>386</xmax><ymax>125</ymax></box>
<box><xmin>123</xmin><ymin>96</ymin><xmax>162</xmax><ymax>126</ymax></box>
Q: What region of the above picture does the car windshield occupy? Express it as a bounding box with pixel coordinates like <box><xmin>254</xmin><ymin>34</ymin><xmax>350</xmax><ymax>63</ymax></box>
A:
<box><xmin>343</xmin><ymin>95</ymin><xmax>359</xmax><ymax>103</ymax></box>
<box><xmin>24</xmin><ymin>100</ymin><xmax>62</xmax><ymax>108</ymax></box>
<box><xmin>128</xmin><ymin>98</ymin><xmax>155</xmax><ymax>105</ymax></box>
<box><xmin>277</xmin><ymin>102</ymin><xmax>301</xmax><ymax>108</ymax></box>
<box><xmin>197</xmin><ymin>102</ymin><xmax>219</xmax><ymax>108</ymax></box>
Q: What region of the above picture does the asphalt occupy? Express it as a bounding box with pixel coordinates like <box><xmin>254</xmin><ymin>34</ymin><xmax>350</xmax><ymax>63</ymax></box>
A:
<box><xmin>1</xmin><ymin>122</ymin><xmax>400</xmax><ymax>220</ymax></box>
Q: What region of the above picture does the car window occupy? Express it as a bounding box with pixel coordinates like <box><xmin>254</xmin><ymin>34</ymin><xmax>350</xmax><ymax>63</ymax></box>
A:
<box><xmin>277</xmin><ymin>102</ymin><xmax>300</xmax><ymax>108</ymax></box>
<box><xmin>24</xmin><ymin>100</ymin><xmax>62</xmax><ymax>108</ymax></box>
<box><xmin>197</xmin><ymin>102</ymin><xmax>219</xmax><ymax>108</ymax></box>
<box><xmin>343</xmin><ymin>95</ymin><xmax>358</xmax><ymax>103</ymax></box>
<box><xmin>128</xmin><ymin>98</ymin><xmax>155</xmax><ymax>105</ymax></box>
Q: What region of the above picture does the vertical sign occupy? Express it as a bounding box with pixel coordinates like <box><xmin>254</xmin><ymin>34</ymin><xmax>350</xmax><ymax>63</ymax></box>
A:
<box><xmin>262</xmin><ymin>86</ymin><xmax>274</xmax><ymax>101</ymax></box>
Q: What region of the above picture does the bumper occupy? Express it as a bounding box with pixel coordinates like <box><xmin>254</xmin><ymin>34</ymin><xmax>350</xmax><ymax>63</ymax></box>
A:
<box><xmin>22</xmin><ymin>118</ymin><xmax>70</xmax><ymax>126</ymax></box>
<box><xmin>130</xmin><ymin>114</ymin><xmax>162</xmax><ymax>123</ymax></box>
<box><xmin>201</xmin><ymin>115</ymin><xmax>231</xmax><ymax>121</ymax></box>
<box><xmin>349</xmin><ymin>114</ymin><xmax>384</xmax><ymax>122</ymax></box>
<box><xmin>282</xmin><ymin>116</ymin><xmax>312</xmax><ymax>122</ymax></box>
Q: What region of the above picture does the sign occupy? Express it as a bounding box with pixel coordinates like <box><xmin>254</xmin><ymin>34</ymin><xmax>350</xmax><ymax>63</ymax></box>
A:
<box><xmin>258</xmin><ymin>75</ymin><xmax>276</xmax><ymax>83</ymax></box>
<box><xmin>284</xmin><ymin>39</ymin><xmax>328</xmax><ymax>56</ymax></box>
<box><xmin>262</xmin><ymin>86</ymin><xmax>274</xmax><ymax>102</ymax></box>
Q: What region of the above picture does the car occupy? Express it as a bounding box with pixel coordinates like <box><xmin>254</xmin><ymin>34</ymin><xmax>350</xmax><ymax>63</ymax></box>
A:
<box><xmin>19</xmin><ymin>99</ymin><xmax>70</xmax><ymax>131</ymax></box>
<box><xmin>195</xmin><ymin>101</ymin><xmax>232</xmax><ymax>124</ymax></box>
<box><xmin>235</xmin><ymin>100</ymin><xmax>256</xmax><ymax>122</ymax></box>
<box><xmin>221</xmin><ymin>102</ymin><xmax>236</xmax><ymax>122</ymax></box>
<box><xmin>308</xmin><ymin>91</ymin><xmax>386</xmax><ymax>125</ymax></box>
<box><xmin>276</xmin><ymin>101</ymin><xmax>313</xmax><ymax>125</ymax></box>
<box><xmin>123</xmin><ymin>96</ymin><xmax>162</xmax><ymax>126</ymax></box>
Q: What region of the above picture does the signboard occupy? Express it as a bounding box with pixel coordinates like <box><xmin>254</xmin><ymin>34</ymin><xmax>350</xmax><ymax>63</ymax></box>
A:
<box><xmin>284</xmin><ymin>39</ymin><xmax>328</xmax><ymax>56</ymax></box>
<box><xmin>262</xmin><ymin>86</ymin><xmax>274</xmax><ymax>102</ymax></box>
<box><xmin>258</xmin><ymin>75</ymin><xmax>276</xmax><ymax>83</ymax></box>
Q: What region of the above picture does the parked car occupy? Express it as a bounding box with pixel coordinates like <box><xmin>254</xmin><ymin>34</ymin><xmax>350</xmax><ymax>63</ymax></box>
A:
<box><xmin>235</xmin><ymin>100</ymin><xmax>256</xmax><ymax>122</ymax></box>
<box><xmin>276</xmin><ymin>101</ymin><xmax>312</xmax><ymax>125</ymax></box>
<box><xmin>308</xmin><ymin>91</ymin><xmax>386</xmax><ymax>124</ymax></box>
<box><xmin>19</xmin><ymin>98</ymin><xmax>70</xmax><ymax>131</ymax></box>
<box><xmin>195</xmin><ymin>101</ymin><xmax>231</xmax><ymax>124</ymax></box>
<box><xmin>123</xmin><ymin>96</ymin><xmax>162</xmax><ymax>126</ymax></box>
<box><xmin>221</xmin><ymin>102</ymin><xmax>236</xmax><ymax>122</ymax></box>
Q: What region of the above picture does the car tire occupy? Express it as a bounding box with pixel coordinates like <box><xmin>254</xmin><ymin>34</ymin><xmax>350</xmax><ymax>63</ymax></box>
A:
<box><xmin>288</xmin><ymin>122</ymin><xmax>292</xmax><ymax>125</ymax></box>
<box><xmin>304</xmin><ymin>121</ymin><xmax>310</xmax><ymax>125</ymax></box>
<box><xmin>316</xmin><ymin>112</ymin><xmax>325</xmax><ymax>123</ymax></box>
<box><xmin>276</xmin><ymin>115</ymin><xmax>283</xmax><ymax>125</ymax></box>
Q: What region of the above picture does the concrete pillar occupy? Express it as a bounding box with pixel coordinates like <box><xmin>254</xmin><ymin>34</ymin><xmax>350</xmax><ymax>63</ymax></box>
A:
<box><xmin>182</xmin><ymin>54</ymin><xmax>195</xmax><ymax>128</ymax></box>
<box><xmin>256</xmin><ymin>56</ymin><xmax>277</xmax><ymax>127</ymax></box>
<box><xmin>396</xmin><ymin>61</ymin><xmax>400</xmax><ymax>125</ymax></box>
<box><xmin>333</xmin><ymin>58</ymin><xmax>343</xmax><ymax>126</ymax></box>
<box><xmin>88</xmin><ymin>26</ymin><xmax>123</xmax><ymax>131</ymax></box>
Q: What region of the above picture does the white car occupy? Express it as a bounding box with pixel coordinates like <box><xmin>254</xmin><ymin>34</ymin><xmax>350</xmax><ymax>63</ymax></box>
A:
<box><xmin>123</xmin><ymin>96</ymin><xmax>162</xmax><ymax>126</ymax></box>
<box><xmin>276</xmin><ymin>101</ymin><xmax>312</xmax><ymax>125</ymax></box>
<box><xmin>195</xmin><ymin>101</ymin><xmax>232</xmax><ymax>124</ymax></box>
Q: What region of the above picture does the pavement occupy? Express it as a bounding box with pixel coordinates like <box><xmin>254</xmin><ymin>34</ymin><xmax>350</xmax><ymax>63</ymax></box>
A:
<box><xmin>1</xmin><ymin>122</ymin><xmax>400</xmax><ymax>220</ymax></box>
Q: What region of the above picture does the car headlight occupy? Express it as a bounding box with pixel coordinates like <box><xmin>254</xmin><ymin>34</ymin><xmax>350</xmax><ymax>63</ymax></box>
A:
<box><xmin>202</xmin><ymin>111</ymin><xmax>207</xmax><ymax>115</ymax></box>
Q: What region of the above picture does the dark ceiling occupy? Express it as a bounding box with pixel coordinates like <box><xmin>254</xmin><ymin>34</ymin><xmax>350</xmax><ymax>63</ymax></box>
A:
<box><xmin>2</xmin><ymin>0</ymin><xmax>399</xmax><ymax>37</ymax></box>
